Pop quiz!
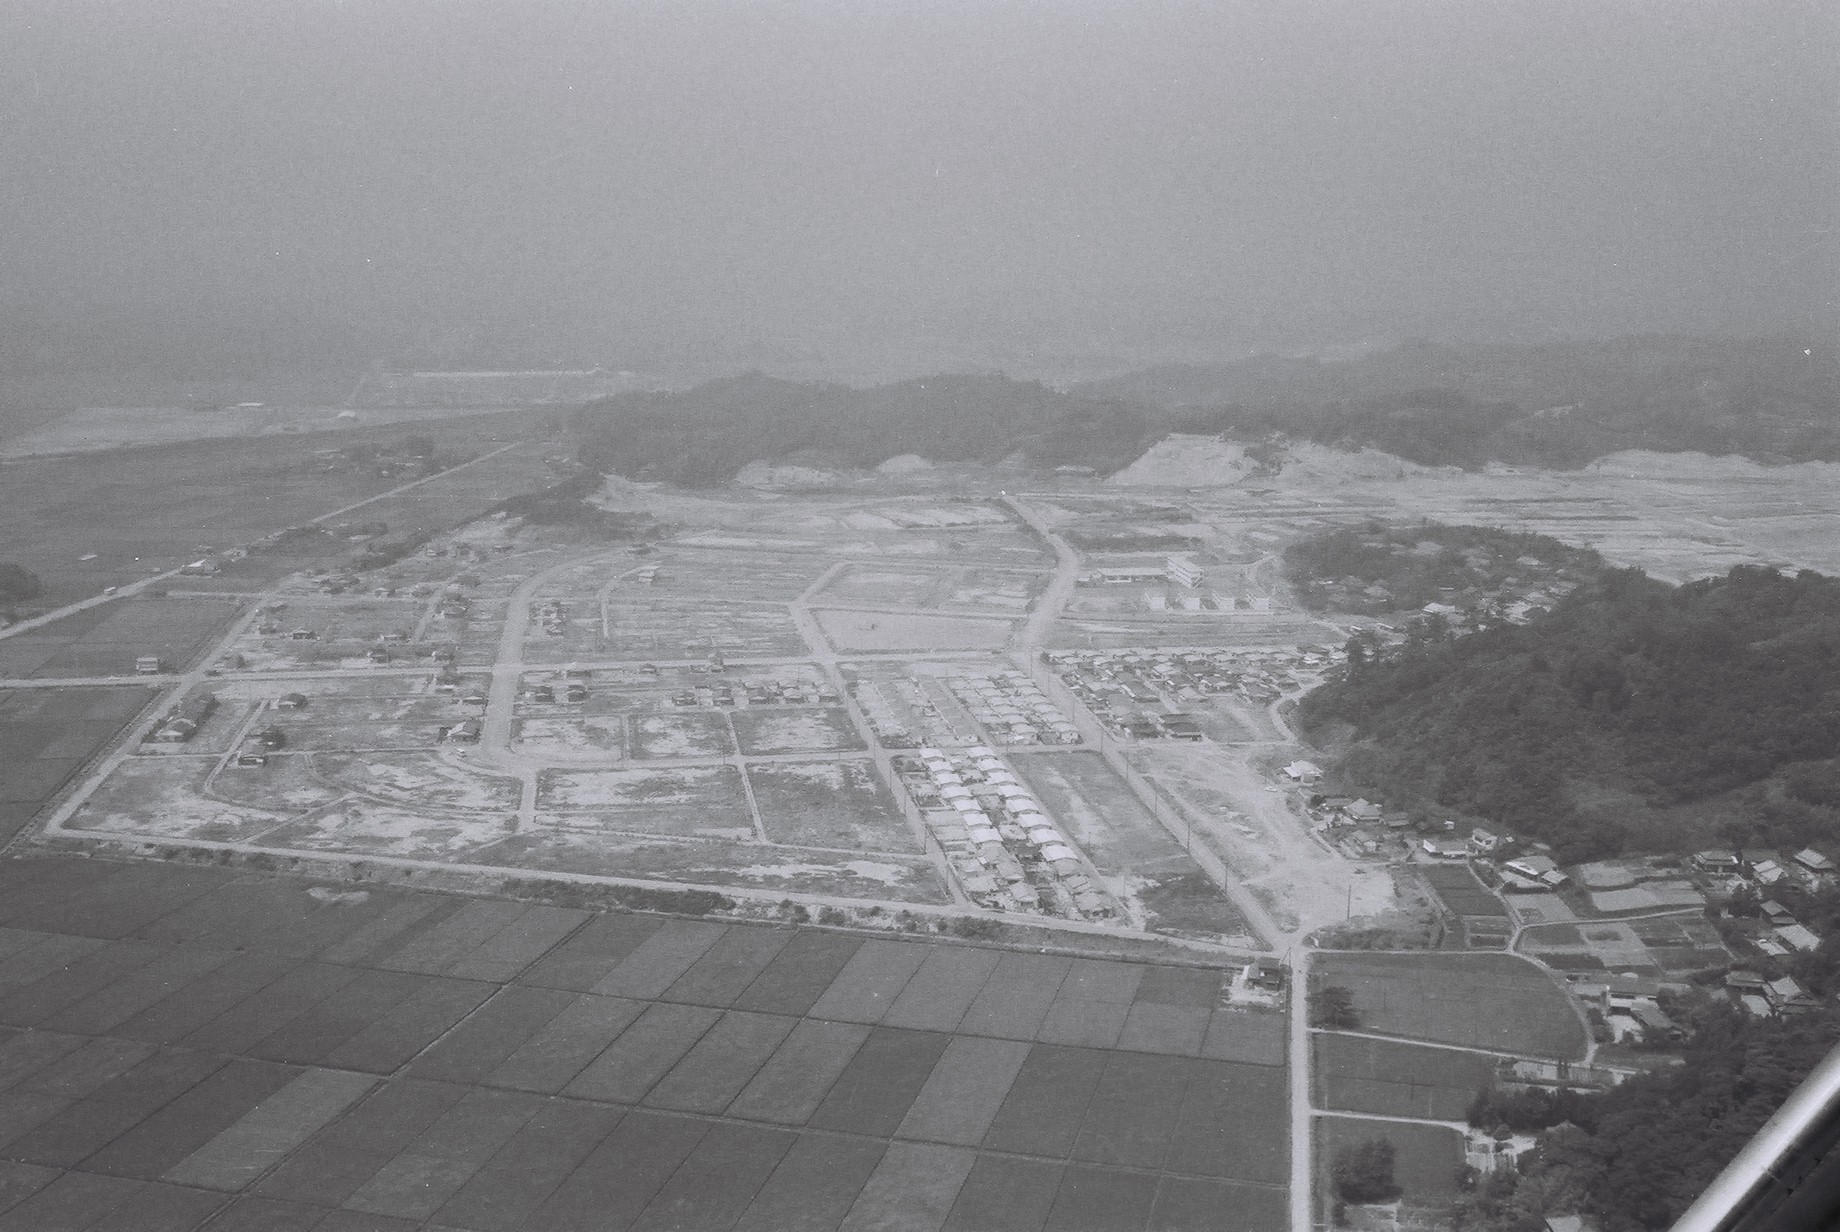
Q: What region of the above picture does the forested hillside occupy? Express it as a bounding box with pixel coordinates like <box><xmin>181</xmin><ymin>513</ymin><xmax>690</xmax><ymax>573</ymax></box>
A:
<box><xmin>1283</xmin><ymin>521</ymin><xmax>1604</xmax><ymax>616</ymax></box>
<box><xmin>1299</xmin><ymin>564</ymin><xmax>1840</xmax><ymax>861</ymax></box>
<box><xmin>1080</xmin><ymin>336</ymin><xmax>1840</xmax><ymax>469</ymax></box>
<box><xmin>569</xmin><ymin>372</ymin><xmax>1153</xmax><ymax>486</ymax></box>
<box><xmin>1456</xmin><ymin>1004</ymin><xmax>1840</xmax><ymax>1231</ymax></box>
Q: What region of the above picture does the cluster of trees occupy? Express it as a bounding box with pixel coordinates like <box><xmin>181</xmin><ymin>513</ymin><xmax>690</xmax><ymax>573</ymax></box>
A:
<box><xmin>1284</xmin><ymin>521</ymin><xmax>1603</xmax><ymax>615</ymax></box>
<box><xmin>1300</xmin><ymin>564</ymin><xmax>1840</xmax><ymax>862</ymax></box>
<box><xmin>569</xmin><ymin>372</ymin><xmax>1155</xmax><ymax>487</ymax></box>
<box><xmin>1451</xmin><ymin>1002</ymin><xmax>1840</xmax><ymax>1231</ymax></box>
<box><xmin>0</xmin><ymin>562</ymin><xmax>42</xmax><ymax>605</ymax></box>
<box><xmin>1080</xmin><ymin>336</ymin><xmax>1840</xmax><ymax>470</ymax></box>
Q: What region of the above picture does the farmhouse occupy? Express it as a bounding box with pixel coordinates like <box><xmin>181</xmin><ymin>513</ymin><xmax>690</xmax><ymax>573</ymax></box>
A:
<box><xmin>1693</xmin><ymin>849</ymin><xmax>1740</xmax><ymax>874</ymax></box>
<box><xmin>1283</xmin><ymin>760</ymin><xmax>1322</xmax><ymax>782</ymax></box>
<box><xmin>1421</xmin><ymin>837</ymin><xmax>1470</xmax><ymax>860</ymax></box>
<box><xmin>1504</xmin><ymin>855</ymin><xmax>1570</xmax><ymax>888</ymax></box>
<box><xmin>1775</xmin><ymin>923</ymin><xmax>1822</xmax><ymax>953</ymax></box>
<box><xmin>1766</xmin><ymin>975</ymin><xmax>1819</xmax><ymax>1014</ymax></box>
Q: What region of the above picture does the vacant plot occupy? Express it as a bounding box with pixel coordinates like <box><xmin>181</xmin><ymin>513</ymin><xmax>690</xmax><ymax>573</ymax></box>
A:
<box><xmin>630</xmin><ymin>712</ymin><xmax>731</xmax><ymax>759</ymax></box>
<box><xmin>1315</xmin><ymin>1034</ymin><xmax>1494</xmax><ymax>1121</ymax></box>
<box><xmin>1315</xmin><ymin>951</ymin><xmax>1585</xmax><ymax>1059</ymax></box>
<box><xmin>536</xmin><ymin>767</ymin><xmax>755</xmax><ymax>841</ymax></box>
<box><xmin>815</xmin><ymin>609</ymin><xmax>1014</xmax><ymax>652</ymax></box>
<box><xmin>731</xmin><ymin>707</ymin><xmax>865</xmax><ymax>755</ymax></box>
<box><xmin>1318</xmin><ymin>1116</ymin><xmax>1466</xmax><ymax>1211</ymax></box>
<box><xmin>477</xmin><ymin>832</ymin><xmax>954</xmax><ymax>903</ymax></box>
<box><xmin>749</xmin><ymin>761</ymin><xmax>919</xmax><ymax>853</ymax></box>
<box><xmin>70</xmin><ymin>756</ymin><xmax>285</xmax><ymax>844</ymax></box>
<box><xmin>311</xmin><ymin>753</ymin><xmax>521</xmax><ymax>813</ymax></box>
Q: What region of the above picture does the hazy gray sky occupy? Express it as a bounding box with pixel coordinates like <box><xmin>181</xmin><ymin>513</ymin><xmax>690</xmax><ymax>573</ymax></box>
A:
<box><xmin>2</xmin><ymin>0</ymin><xmax>1834</xmax><ymax>374</ymax></box>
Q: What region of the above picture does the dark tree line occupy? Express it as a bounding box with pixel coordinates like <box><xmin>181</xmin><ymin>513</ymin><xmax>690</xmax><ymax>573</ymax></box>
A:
<box><xmin>1452</xmin><ymin>1003</ymin><xmax>1840</xmax><ymax>1231</ymax></box>
<box><xmin>1300</xmin><ymin>564</ymin><xmax>1840</xmax><ymax>861</ymax></box>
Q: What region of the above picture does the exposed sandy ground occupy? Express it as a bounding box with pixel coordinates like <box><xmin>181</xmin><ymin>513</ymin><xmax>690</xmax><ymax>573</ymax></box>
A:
<box><xmin>1139</xmin><ymin>743</ymin><xmax>1394</xmax><ymax>938</ymax></box>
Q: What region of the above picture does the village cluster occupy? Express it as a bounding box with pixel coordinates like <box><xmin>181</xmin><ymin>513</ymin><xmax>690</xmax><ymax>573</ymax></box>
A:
<box><xmin>1045</xmin><ymin>644</ymin><xmax>1334</xmax><ymax>743</ymax></box>
<box><xmin>891</xmin><ymin>745</ymin><xmax>1122</xmax><ymax>921</ymax></box>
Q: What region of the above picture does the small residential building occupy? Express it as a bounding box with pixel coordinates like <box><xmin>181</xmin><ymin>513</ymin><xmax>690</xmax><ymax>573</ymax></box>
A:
<box><xmin>1794</xmin><ymin>848</ymin><xmax>1835</xmax><ymax>874</ymax></box>
<box><xmin>1469</xmin><ymin>828</ymin><xmax>1501</xmax><ymax>855</ymax></box>
<box><xmin>1421</xmin><ymin>837</ymin><xmax>1470</xmax><ymax>860</ymax></box>
<box><xmin>1766</xmin><ymin>976</ymin><xmax>1819</xmax><ymax>1014</ymax></box>
<box><xmin>1740</xmin><ymin>994</ymin><xmax>1774</xmax><ymax>1018</ymax></box>
<box><xmin>1694</xmin><ymin>849</ymin><xmax>1740</xmax><ymax>874</ymax></box>
<box><xmin>1283</xmin><ymin>760</ymin><xmax>1323</xmax><ymax>782</ymax></box>
<box><xmin>1761</xmin><ymin>900</ymin><xmax>1796</xmax><ymax>928</ymax></box>
<box><xmin>1505</xmin><ymin>855</ymin><xmax>1571</xmax><ymax>888</ymax></box>
<box><xmin>1605</xmin><ymin>973</ymin><xmax>1662</xmax><ymax>1012</ymax></box>
<box><xmin>1348</xmin><ymin>799</ymin><xmax>1383</xmax><ymax>823</ymax></box>
<box><xmin>1165</xmin><ymin>555</ymin><xmax>1205</xmax><ymax>588</ymax></box>
<box><xmin>1725</xmin><ymin>970</ymin><xmax>1768</xmax><ymax>996</ymax></box>
<box><xmin>1775</xmin><ymin>923</ymin><xmax>1822</xmax><ymax>953</ymax></box>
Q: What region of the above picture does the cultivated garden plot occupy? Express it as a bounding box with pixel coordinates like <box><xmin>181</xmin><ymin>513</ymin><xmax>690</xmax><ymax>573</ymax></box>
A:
<box><xmin>748</xmin><ymin>761</ymin><xmax>920</xmax><ymax>853</ymax></box>
<box><xmin>730</xmin><ymin>707</ymin><xmax>865</xmax><ymax>755</ymax></box>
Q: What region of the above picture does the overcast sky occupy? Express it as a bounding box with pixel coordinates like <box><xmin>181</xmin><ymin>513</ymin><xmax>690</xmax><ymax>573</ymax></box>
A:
<box><xmin>2</xmin><ymin>0</ymin><xmax>1834</xmax><ymax>375</ymax></box>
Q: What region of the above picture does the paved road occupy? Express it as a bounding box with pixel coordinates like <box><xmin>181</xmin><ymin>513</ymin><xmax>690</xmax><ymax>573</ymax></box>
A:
<box><xmin>1290</xmin><ymin>946</ymin><xmax>1314</xmax><ymax>1232</ymax></box>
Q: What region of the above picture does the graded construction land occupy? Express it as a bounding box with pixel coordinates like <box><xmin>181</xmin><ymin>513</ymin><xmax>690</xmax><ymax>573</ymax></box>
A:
<box><xmin>0</xmin><ymin>855</ymin><xmax>1286</xmax><ymax>1232</ymax></box>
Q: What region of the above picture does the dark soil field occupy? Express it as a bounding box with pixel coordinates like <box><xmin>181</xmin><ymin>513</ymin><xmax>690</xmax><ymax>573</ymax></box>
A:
<box><xmin>1315</xmin><ymin>950</ymin><xmax>1586</xmax><ymax>1059</ymax></box>
<box><xmin>0</xmin><ymin>597</ymin><xmax>239</xmax><ymax>679</ymax></box>
<box><xmin>0</xmin><ymin>414</ymin><xmax>551</xmax><ymax>607</ymax></box>
<box><xmin>0</xmin><ymin>685</ymin><xmax>156</xmax><ymax>845</ymax></box>
<box><xmin>0</xmin><ymin>854</ymin><xmax>1291</xmax><ymax>1231</ymax></box>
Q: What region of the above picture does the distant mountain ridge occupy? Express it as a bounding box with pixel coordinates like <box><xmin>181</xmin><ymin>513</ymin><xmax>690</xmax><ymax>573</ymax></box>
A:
<box><xmin>565</xmin><ymin>337</ymin><xmax>1839</xmax><ymax>485</ymax></box>
<box><xmin>1077</xmin><ymin>335</ymin><xmax>1840</xmax><ymax>469</ymax></box>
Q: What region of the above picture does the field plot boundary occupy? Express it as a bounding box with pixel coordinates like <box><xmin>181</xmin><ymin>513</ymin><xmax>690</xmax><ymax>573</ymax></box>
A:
<box><xmin>34</xmin><ymin>826</ymin><xmax>1254</xmax><ymax>957</ymax></box>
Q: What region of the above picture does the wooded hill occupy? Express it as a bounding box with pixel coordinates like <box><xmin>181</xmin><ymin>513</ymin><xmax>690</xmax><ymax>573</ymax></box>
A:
<box><xmin>1078</xmin><ymin>335</ymin><xmax>1840</xmax><ymax>469</ymax></box>
<box><xmin>1298</xmin><ymin>564</ymin><xmax>1840</xmax><ymax>862</ymax></box>
<box><xmin>569</xmin><ymin>372</ymin><xmax>1153</xmax><ymax>486</ymax></box>
<box><xmin>563</xmin><ymin>336</ymin><xmax>1839</xmax><ymax>486</ymax></box>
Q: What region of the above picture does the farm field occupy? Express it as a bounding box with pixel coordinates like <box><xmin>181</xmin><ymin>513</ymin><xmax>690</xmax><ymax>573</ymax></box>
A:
<box><xmin>1314</xmin><ymin>1034</ymin><xmax>1495</xmax><ymax>1121</ymax></box>
<box><xmin>1518</xmin><ymin>914</ymin><xmax>1730</xmax><ymax>978</ymax></box>
<box><xmin>0</xmin><ymin>685</ymin><xmax>157</xmax><ymax>844</ymax></box>
<box><xmin>0</xmin><ymin>855</ymin><xmax>1290</xmax><ymax>1232</ymax></box>
<box><xmin>1314</xmin><ymin>951</ymin><xmax>1586</xmax><ymax>1059</ymax></box>
<box><xmin>1318</xmin><ymin>1116</ymin><xmax>1467</xmax><ymax>1211</ymax></box>
<box><xmin>0</xmin><ymin>416</ymin><xmax>552</xmax><ymax>606</ymax></box>
<box><xmin>0</xmin><ymin>596</ymin><xmax>240</xmax><ymax>679</ymax></box>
